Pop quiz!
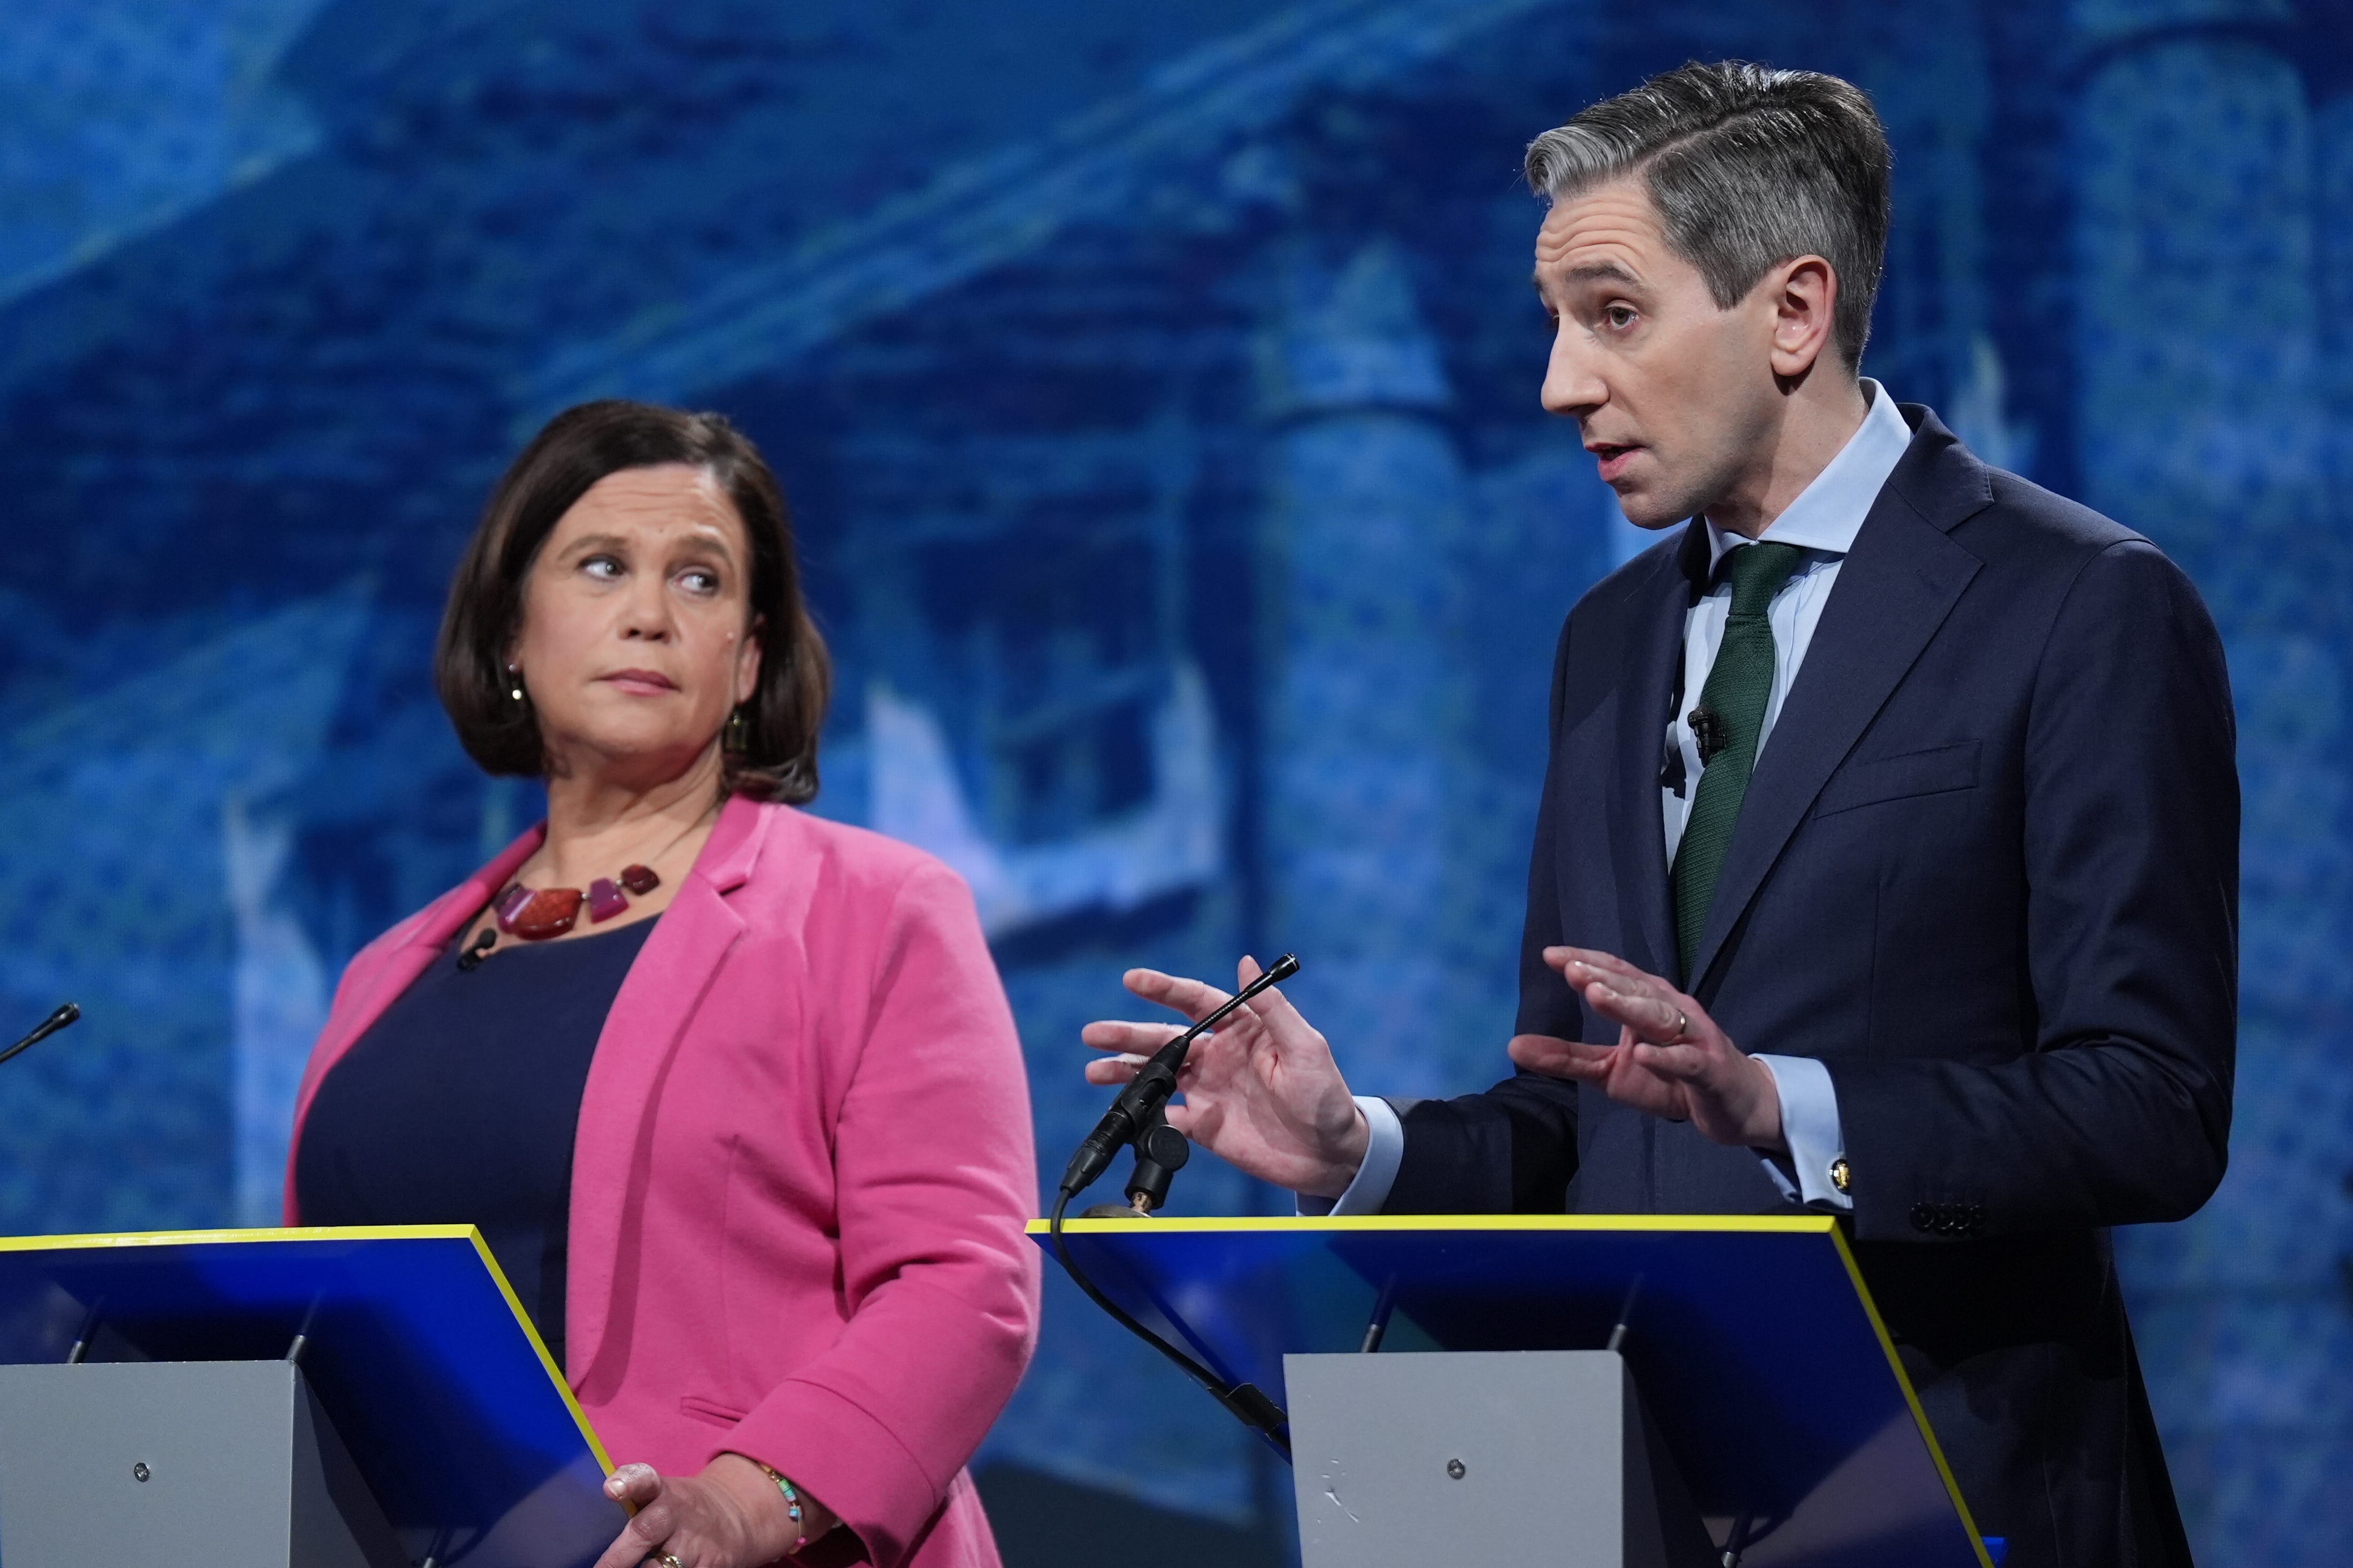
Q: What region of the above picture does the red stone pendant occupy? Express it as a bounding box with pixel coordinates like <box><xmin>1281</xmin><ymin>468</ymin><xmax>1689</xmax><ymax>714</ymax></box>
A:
<box><xmin>501</xmin><ymin>886</ymin><xmax>583</xmax><ymax>940</ymax></box>
<box><xmin>619</xmin><ymin>863</ymin><xmax>660</xmax><ymax>895</ymax></box>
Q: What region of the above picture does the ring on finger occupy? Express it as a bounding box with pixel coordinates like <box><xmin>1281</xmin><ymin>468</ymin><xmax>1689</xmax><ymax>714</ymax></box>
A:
<box><xmin>649</xmin><ymin>1554</ymin><xmax>686</xmax><ymax>1568</ymax></box>
<box><xmin>1670</xmin><ymin>1009</ymin><xmax>1688</xmax><ymax>1040</ymax></box>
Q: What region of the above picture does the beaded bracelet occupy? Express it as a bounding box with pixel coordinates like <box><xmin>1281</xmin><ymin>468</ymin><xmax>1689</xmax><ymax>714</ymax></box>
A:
<box><xmin>752</xmin><ymin>1460</ymin><xmax>809</xmax><ymax>1552</ymax></box>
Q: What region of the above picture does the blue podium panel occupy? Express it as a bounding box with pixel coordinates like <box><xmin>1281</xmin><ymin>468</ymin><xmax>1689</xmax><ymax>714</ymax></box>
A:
<box><xmin>0</xmin><ymin>1226</ymin><xmax>621</xmax><ymax>1568</ymax></box>
<box><xmin>1033</xmin><ymin>1215</ymin><xmax>1993</xmax><ymax>1568</ymax></box>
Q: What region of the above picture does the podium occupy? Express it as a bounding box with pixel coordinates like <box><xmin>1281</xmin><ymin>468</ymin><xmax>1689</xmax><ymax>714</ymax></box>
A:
<box><xmin>0</xmin><ymin>1225</ymin><xmax>621</xmax><ymax>1568</ymax></box>
<box><xmin>1032</xmin><ymin>1214</ymin><xmax>1998</xmax><ymax>1568</ymax></box>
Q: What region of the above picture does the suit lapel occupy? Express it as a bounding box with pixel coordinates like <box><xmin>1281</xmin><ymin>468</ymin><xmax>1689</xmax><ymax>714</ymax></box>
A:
<box><xmin>1605</xmin><ymin>528</ymin><xmax>1704</xmax><ymax>982</ymax></box>
<box><xmin>565</xmin><ymin>793</ymin><xmax>767</xmax><ymax>1387</ymax></box>
<box><xmin>1685</xmin><ymin>413</ymin><xmax>1991</xmax><ymax>991</ymax></box>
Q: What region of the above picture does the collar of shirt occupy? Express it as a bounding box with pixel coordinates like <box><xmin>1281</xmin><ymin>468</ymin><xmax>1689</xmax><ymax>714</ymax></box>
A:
<box><xmin>1701</xmin><ymin>379</ymin><xmax>1914</xmax><ymax>574</ymax></box>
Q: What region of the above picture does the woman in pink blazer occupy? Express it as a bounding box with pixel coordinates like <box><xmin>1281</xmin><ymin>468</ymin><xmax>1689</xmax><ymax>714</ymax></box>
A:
<box><xmin>283</xmin><ymin>400</ymin><xmax>1040</xmax><ymax>1568</ymax></box>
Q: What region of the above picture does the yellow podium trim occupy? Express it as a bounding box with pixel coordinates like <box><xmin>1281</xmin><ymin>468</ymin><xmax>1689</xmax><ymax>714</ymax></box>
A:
<box><xmin>1033</xmin><ymin>1212</ymin><xmax>1993</xmax><ymax>1567</ymax></box>
<box><xmin>1032</xmin><ymin>1211</ymin><xmax>1835</xmax><ymax>1235</ymax></box>
<box><xmin>0</xmin><ymin>1224</ymin><xmax>613</xmax><ymax>1476</ymax></box>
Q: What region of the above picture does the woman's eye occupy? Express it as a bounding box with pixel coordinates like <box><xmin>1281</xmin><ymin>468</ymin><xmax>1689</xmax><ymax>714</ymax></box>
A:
<box><xmin>678</xmin><ymin>569</ymin><xmax>721</xmax><ymax>596</ymax></box>
<box><xmin>583</xmin><ymin>555</ymin><xmax>623</xmax><ymax>580</ymax></box>
<box><xmin>1604</xmin><ymin>305</ymin><xmax>1637</xmax><ymax>330</ymax></box>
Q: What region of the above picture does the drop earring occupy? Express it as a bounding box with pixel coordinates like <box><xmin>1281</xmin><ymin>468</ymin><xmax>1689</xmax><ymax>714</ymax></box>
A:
<box><xmin>724</xmin><ymin>705</ymin><xmax>749</xmax><ymax>752</ymax></box>
<box><xmin>506</xmin><ymin>665</ymin><xmax>526</xmax><ymax>704</ymax></box>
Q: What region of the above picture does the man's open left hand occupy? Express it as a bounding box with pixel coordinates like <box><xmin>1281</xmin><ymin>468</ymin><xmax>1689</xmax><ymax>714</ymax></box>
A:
<box><xmin>1506</xmin><ymin>946</ymin><xmax>1786</xmax><ymax>1154</ymax></box>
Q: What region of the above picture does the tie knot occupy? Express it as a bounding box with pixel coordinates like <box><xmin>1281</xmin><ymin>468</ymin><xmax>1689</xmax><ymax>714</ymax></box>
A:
<box><xmin>1721</xmin><ymin>541</ymin><xmax>1805</xmax><ymax>617</ymax></box>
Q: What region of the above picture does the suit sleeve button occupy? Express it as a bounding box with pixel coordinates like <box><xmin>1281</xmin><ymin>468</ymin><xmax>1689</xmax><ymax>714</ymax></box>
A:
<box><xmin>1911</xmin><ymin>1202</ymin><xmax>1934</xmax><ymax>1232</ymax></box>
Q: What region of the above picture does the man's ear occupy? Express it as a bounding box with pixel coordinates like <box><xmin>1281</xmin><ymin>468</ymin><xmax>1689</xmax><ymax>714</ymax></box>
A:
<box><xmin>1767</xmin><ymin>255</ymin><xmax>1840</xmax><ymax>382</ymax></box>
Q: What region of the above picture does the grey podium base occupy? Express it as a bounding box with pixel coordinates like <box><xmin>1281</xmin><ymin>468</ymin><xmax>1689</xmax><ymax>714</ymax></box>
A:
<box><xmin>1286</xmin><ymin>1350</ymin><xmax>1717</xmax><ymax>1568</ymax></box>
<box><xmin>0</xmin><ymin>1360</ymin><xmax>407</xmax><ymax>1568</ymax></box>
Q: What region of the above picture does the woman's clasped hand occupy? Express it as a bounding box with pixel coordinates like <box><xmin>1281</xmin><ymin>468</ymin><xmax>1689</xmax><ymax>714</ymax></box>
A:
<box><xmin>591</xmin><ymin>1455</ymin><xmax>838</xmax><ymax>1568</ymax></box>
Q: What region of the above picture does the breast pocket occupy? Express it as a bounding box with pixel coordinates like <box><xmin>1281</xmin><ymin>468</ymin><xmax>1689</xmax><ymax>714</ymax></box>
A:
<box><xmin>1813</xmin><ymin>740</ymin><xmax>1981</xmax><ymax>818</ymax></box>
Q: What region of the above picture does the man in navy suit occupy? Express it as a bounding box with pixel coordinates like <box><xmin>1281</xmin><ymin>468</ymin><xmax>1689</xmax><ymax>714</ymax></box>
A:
<box><xmin>1085</xmin><ymin>61</ymin><xmax>2234</xmax><ymax>1567</ymax></box>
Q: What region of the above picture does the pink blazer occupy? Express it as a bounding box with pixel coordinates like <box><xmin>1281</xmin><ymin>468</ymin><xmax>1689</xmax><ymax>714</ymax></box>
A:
<box><xmin>283</xmin><ymin>795</ymin><xmax>1041</xmax><ymax>1568</ymax></box>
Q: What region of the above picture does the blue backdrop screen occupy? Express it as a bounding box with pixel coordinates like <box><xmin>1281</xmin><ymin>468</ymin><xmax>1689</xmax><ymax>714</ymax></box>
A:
<box><xmin>1</xmin><ymin>2</ymin><xmax>2348</xmax><ymax>1561</ymax></box>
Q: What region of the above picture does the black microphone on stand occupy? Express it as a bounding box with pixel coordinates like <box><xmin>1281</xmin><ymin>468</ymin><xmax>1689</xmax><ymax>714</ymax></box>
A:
<box><xmin>1059</xmin><ymin>953</ymin><xmax>1299</xmax><ymax>1200</ymax></box>
<box><xmin>0</xmin><ymin>1003</ymin><xmax>79</xmax><ymax>1069</ymax></box>
<box><xmin>1050</xmin><ymin>955</ymin><xmax>1302</xmax><ymax>1457</ymax></box>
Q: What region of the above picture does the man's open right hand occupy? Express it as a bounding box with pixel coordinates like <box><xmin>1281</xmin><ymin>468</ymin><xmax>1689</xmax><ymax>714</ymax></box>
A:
<box><xmin>1081</xmin><ymin>956</ymin><xmax>1368</xmax><ymax>1198</ymax></box>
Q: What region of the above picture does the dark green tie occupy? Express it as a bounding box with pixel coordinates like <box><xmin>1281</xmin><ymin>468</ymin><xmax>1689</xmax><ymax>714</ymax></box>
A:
<box><xmin>1671</xmin><ymin>541</ymin><xmax>1806</xmax><ymax>978</ymax></box>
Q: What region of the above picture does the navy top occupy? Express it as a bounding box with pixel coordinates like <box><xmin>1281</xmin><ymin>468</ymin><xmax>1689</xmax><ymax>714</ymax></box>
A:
<box><xmin>294</xmin><ymin>918</ymin><xmax>658</xmax><ymax>1370</ymax></box>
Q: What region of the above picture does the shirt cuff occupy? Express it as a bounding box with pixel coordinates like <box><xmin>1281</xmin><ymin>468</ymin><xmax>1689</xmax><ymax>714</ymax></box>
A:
<box><xmin>1295</xmin><ymin>1096</ymin><xmax>1405</xmax><ymax>1217</ymax></box>
<box><xmin>1751</xmin><ymin>1054</ymin><xmax>1851</xmax><ymax>1211</ymax></box>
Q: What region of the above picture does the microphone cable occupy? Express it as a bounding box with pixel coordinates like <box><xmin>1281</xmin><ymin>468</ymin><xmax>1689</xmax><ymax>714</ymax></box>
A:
<box><xmin>1048</xmin><ymin>1188</ymin><xmax>1291</xmax><ymax>1456</ymax></box>
<box><xmin>1049</xmin><ymin>957</ymin><xmax>1299</xmax><ymax>1457</ymax></box>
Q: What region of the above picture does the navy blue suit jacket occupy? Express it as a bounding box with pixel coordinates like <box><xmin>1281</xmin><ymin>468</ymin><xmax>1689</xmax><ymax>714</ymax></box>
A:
<box><xmin>1386</xmin><ymin>409</ymin><xmax>2235</xmax><ymax>1567</ymax></box>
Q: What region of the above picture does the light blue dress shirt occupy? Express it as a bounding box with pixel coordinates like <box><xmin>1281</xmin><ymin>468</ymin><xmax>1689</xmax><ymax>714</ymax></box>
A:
<box><xmin>1305</xmin><ymin>382</ymin><xmax>1914</xmax><ymax>1218</ymax></box>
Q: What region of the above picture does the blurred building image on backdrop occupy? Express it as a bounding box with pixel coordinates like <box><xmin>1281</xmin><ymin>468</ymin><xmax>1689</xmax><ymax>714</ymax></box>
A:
<box><xmin>1</xmin><ymin>1</ymin><xmax>2350</xmax><ymax>1561</ymax></box>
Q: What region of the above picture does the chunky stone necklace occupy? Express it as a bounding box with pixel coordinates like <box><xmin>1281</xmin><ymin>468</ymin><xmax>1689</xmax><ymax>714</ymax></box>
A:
<box><xmin>456</xmin><ymin>810</ymin><xmax>711</xmax><ymax>969</ymax></box>
<box><xmin>494</xmin><ymin>862</ymin><xmax>664</xmax><ymax>940</ymax></box>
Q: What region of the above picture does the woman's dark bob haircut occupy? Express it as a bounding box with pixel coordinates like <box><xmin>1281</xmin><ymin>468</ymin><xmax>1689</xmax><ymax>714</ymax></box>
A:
<box><xmin>435</xmin><ymin>399</ymin><xmax>831</xmax><ymax>804</ymax></box>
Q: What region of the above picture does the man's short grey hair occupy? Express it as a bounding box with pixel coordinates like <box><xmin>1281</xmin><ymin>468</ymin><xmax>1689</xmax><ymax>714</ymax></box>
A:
<box><xmin>1526</xmin><ymin>61</ymin><xmax>1891</xmax><ymax>371</ymax></box>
